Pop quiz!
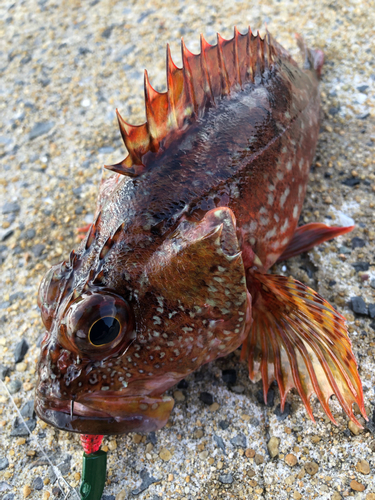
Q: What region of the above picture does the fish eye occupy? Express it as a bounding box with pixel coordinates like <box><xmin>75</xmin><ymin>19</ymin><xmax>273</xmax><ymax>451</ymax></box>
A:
<box><xmin>89</xmin><ymin>317</ymin><xmax>121</xmax><ymax>346</ymax></box>
<box><xmin>64</xmin><ymin>290</ymin><xmax>135</xmax><ymax>357</ymax></box>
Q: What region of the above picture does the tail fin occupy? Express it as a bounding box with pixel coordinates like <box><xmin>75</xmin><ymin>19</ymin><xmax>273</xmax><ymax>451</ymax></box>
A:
<box><xmin>242</xmin><ymin>271</ymin><xmax>366</xmax><ymax>426</ymax></box>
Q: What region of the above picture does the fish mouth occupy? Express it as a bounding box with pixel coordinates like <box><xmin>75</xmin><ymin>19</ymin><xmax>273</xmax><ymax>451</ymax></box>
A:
<box><xmin>35</xmin><ymin>391</ymin><xmax>175</xmax><ymax>435</ymax></box>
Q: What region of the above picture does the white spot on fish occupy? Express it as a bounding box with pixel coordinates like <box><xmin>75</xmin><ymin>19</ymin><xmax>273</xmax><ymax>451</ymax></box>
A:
<box><xmin>286</xmin><ymin>161</ymin><xmax>292</xmax><ymax>171</ymax></box>
<box><xmin>249</xmin><ymin>220</ymin><xmax>258</xmax><ymax>231</ymax></box>
<box><xmin>265</xmin><ymin>227</ymin><xmax>277</xmax><ymax>239</ymax></box>
<box><xmin>259</xmin><ymin>206</ymin><xmax>267</xmax><ymax>214</ymax></box>
<box><xmin>280</xmin><ymin>218</ymin><xmax>289</xmax><ymax>233</ymax></box>
<box><xmin>274</xmin><ymin>213</ymin><xmax>280</xmax><ymax>222</ymax></box>
<box><xmin>260</xmin><ymin>216</ymin><xmax>269</xmax><ymax>226</ymax></box>
<box><xmin>277</xmin><ymin>171</ymin><xmax>284</xmax><ymax>181</ymax></box>
<box><xmin>268</xmin><ymin>194</ymin><xmax>274</xmax><ymax>205</ymax></box>
<box><xmin>293</xmin><ymin>205</ymin><xmax>299</xmax><ymax>218</ymax></box>
<box><xmin>280</xmin><ymin>187</ymin><xmax>290</xmax><ymax>208</ymax></box>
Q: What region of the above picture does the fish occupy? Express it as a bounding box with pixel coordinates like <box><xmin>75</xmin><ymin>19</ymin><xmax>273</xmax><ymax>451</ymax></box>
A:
<box><xmin>35</xmin><ymin>27</ymin><xmax>367</xmax><ymax>437</ymax></box>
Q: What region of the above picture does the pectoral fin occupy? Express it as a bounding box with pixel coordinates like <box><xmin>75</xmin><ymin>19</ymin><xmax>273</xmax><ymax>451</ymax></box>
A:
<box><xmin>242</xmin><ymin>271</ymin><xmax>366</xmax><ymax>426</ymax></box>
<box><xmin>277</xmin><ymin>223</ymin><xmax>354</xmax><ymax>262</ymax></box>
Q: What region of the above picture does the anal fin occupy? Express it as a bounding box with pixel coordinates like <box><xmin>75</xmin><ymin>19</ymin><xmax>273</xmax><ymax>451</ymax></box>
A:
<box><xmin>277</xmin><ymin>223</ymin><xmax>354</xmax><ymax>262</ymax></box>
<box><xmin>241</xmin><ymin>271</ymin><xmax>366</xmax><ymax>426</ymax></box>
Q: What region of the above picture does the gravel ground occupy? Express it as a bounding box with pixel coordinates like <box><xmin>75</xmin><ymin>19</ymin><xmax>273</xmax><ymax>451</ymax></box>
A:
<box><xmin>1</xmin><ymin>0</ymin><xmax>375</xmax><ymax>499</ymax></box>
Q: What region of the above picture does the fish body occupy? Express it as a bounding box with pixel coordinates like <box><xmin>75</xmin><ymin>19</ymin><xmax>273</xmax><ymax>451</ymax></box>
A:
<box><xmin>35</xmin><ymin>29</ymin><xmax>366</xmax><ymax>435</ymax></box>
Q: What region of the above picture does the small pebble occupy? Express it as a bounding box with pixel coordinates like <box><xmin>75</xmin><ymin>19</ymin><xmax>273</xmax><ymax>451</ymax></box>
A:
<box><xmin>351</xmin><ymin>296</ymin><xmax>368</xmax><ymax>315</ymax></box>
<box><xmin>350</xmin><ymin>480</ymin><xmax>365</xmax><ymax>492</ymax></box>
<box><xmin>8</xmin><ymin>380</ymin><xmax>21</xmax><ymax>394</ymax></box>
<box><xmin>167</xmin><ymin>474</ymin><xmax>174</xmax><ymax>481</ymax></box>
<box><xmin>218</xmin><ymin>473</ymin><xmax>233</xmax><ymax>484</ymax></box>
<box><xmin>293</xmin><ymin>492</ymin><xmax>302</xmax><ymax>500</ymax></box>
<box><xmin>254</xmin><ymin>454</ymin><xmax>264</xmax><ymax>465</ymax></box>
<box><xmin>222</xmin><ymin>369</ymin><xmax>237</xmax><ymax>384</ymax></box>
<box><xmin>14</xmin><ymin>338</ymin><xmax>29</xmax><ymax>363</ymax></box>
<box><xmin>267</xmin><ymin>436</ymin><xmax>280</xmax><ymax>458</ymax></box>
<box><xmin>108</xmin><ymin>440</ymin><xmax>117</xmax><ymax>451</ymax></box>
<box><xmin>370</xmin><ymin>279</ymin><xmax>375</xmax><ymax>289</ymax></box>
<box><xmin>199</xmin><ymin>392</ymin><xmax>213</xmax><ymax>405</ymax></box>
<box><xmin>209</xmin><ymin>402</ymin><xmax>219</xmax><ymax>412</ymax></box>
<box><xmin>33</xmin><ymin>477</ymin><xmax>44</xmax><ymax>490</ymax></box>
<box><xmin>230</xmin><ymin>433</ymin><xmax>246</xmax><ymax>448</ymax></box>
<box><xmin>356</xmin><ymin>459</ymin><xmax>370</xmax><ymax>475</ymax></box>
<box><xmin>173</xmin><ymin>390</ymin><xmax>185</xmax><ymax>402</ymax></box>
<box><xmin>348</xmin><ymin>421</ymin><xmax>361</xmax><ymax>435</ymax></box>
<box><xmin>245</xmin><ymin>448</ymin><xmax>255</xmax><ymax>458</ymax></box>
<box><xmin>159</xmin><ymin>448</ymin><xmax>172</xmax><ymax>461</ymax></box>
<box><xmin>219</xmin><ymin>420</ymin><xmax>229</xmax><ymax>430</ymax></box>
<box><xmin>304</xmin><ymin>461</ymin><xmax>319</xmax><ymax>475</ymax></box>
<box><xmin>274</xmin><ymin>402</ymin><xmax>291</xmax><ymax>420</ymax></box>
<box><xmin>177</xmin><ymin>379</ymin><xmax>189</xmax><ymax>389</ymax></box>
<box><xmin>285</xmin><ymin>454</ymin><xmax>298</xmax><ymax>467</ymax></box>
<box><xmin>16</xmin><ymin>362</ymin><xmax>27</xmax><ymax>372</ymax></box>
<box><xmin>230</xmin><ymin>385</ymin><xmax>245</xmax><ymax>394</ymax></box>
<box><xmin>0</xmin><ymin>364</ymin><xmax>11</xmax><ymax>381</ymax></box>
<box><xmin>0</xmin><ymin>457</ymin><xmax>9</xmax><ymax>470</ymax></box>
<box><xmin>23</xmin><ymin>485</ymin><xmax>31</xmax><ymax>498</ymax></box>
<box><xmin>132</xmin><ymin>434</ymin><xmax>142</xmax><ymax>444</ymax></box>
<box><xmin>42</xmin><ymin>492</ymin><xmax>50</xmax><ymax>500</ymax></box>
<box><xmin>115</xmin><ymin>491</ymin><xmax>126</xmax><ymax>500</ymax></box>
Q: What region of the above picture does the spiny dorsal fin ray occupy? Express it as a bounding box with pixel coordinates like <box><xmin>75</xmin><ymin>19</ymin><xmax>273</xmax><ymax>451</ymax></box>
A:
<box><xmin>106</xmin><ymin>28</ymin><xmax>278</xmax><ymax>177</ymax></box>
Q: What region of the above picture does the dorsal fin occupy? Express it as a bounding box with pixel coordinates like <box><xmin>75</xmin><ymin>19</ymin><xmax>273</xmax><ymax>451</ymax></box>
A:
<box><xmin>106</xmin><ymin>27</ymin><xmax>278</xmax><ymax>177</ymax></box>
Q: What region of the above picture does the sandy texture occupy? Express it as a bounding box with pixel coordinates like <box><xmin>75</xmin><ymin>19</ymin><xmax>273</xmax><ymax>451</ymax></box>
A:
<box><xmin>1</xmin><ymin>0</ymin><xmax>375</xmax><ymax>499</ymax></box>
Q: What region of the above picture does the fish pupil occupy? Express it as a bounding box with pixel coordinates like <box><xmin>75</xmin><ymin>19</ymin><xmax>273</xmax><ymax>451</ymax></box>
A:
<box><xmin>90</xmin><ymin>317</ymin><xmax>120</xmax><ymax>346</ymax></box>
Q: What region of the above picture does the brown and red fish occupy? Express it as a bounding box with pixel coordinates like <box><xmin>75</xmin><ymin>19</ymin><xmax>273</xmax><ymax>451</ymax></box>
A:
<box><xmin>35</xmin><ymin>27</ymin><xmax>367</xmax><ymax>436</ymax></box>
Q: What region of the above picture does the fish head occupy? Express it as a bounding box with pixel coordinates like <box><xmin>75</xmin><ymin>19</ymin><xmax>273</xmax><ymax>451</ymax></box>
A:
<box><xmin>35</xmin><ymin>206</ymin><xmax>250</xmax><ymax>435</ymax></box>
<box><xmin>35</xmin><ymin>257</ymin><xmax>174</xmax><ymax>435</ymax></box>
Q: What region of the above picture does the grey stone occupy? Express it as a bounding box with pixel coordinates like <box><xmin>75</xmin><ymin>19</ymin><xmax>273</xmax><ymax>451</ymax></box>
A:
<box><xmin>0</xmin><ymin>364</ymin><xmax>11</xmax><ymax>381</ymax></box>
<box><xmin>218</xmin><ymin>473</ymin><xmax>233</xmax><ymax>484</ymax></box>
<box><xmin>0</xmin><ymin>229</ymin><xmax>13</xmax><ymax>241</ymax></box>
<box><xmin>3</xmin><ymin>495</ymin><xmax>14</xmax><ymax>500</ymax></box>
<box><xmin>14</xmin><ymin>338</ymin><xmax>29</xmax><ymax>363</ymax></box>
<box><xmin>274</xmin><ymin>402</ymin><xmax>292</xmax><ymax>420</ymax></box>
<box><xmin>370</xmin><ymin>279</ymin><xmax>375</xmax><ymax>289</ymax></box>
<box><xmin>8</xmin><ymin>379</ymin><xmax>21</xmax><ymax>394</ymax></box>
<box><xmin>31</xmin><ymin>244</ymin><xmax>45</xmax><ymax>257</ymax></box>
<box><xmin>29</xmin><ymin>121</ymin><xmax>55</xmax><ymax>140</ymax></box>
<box><xmin>231</xmin><ymin>385</ymin><xmax>245</xmax><ymax>394</ymax></box>
<box><xmin>2</xmin><ymin>202</ymin><xmax>20</xmax><ymax>214</ymax></box>
<box><xmin>21</xmin><ymin>228</ymin><xmax>36</xmax><ymax>240</ymax></box>
<box><xmin>213</xmin><ymin>434</ymin><xmax>226</xmax><ymax>454</ymax></box>
<box><xmin>33</xmin><ymin>476</ymin><xmax>43</xmax><ymax>490</ymax></box>
<box><xmin>369</xmin><ymin>304</ymin><xmax>375</xmax><ymax>319</ymax></box>
<box><xmin>131</xmin><ymin>469</ymin><xmax>159</xmax><ymax>495</ymax></box>
<box><xmin>10</xmin><ymin>417</ymin><xmax>36</xmax><ymax>436</ymax></box>
<box><xmin>0</xmin><ymin>458</ymin><xmax>9</xmax><ymax>470</ymax></box>
<box><xmin>20</xmin><ymin>400</ymin><xmax>35</xmax><ymax>419</ymax></box>
<box><xmin>351</xmin><ymin>296</ymin><xmax>368</xmax><ymax>315</ymax></box>
<box><xmin>230</xmin><ymin>433</ymin><xmax>246</xmax><ymax>448</ymax></box>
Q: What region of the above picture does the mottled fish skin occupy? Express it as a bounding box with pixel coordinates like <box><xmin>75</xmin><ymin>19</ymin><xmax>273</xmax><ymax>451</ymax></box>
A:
<box><xmin>35</xmin><ymin>29</ymin><xmax>362</xmax><ymax>435</ymax></box>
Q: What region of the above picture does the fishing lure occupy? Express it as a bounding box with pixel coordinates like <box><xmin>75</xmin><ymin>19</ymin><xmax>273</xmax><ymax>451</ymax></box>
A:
<box><xmin>35</xmin><ymin>27</ymin><xmax>366</xmax><ymax>497</ymax></box>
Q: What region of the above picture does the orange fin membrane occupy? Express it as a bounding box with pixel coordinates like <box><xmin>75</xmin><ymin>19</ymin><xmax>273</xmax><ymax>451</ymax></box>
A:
<box><xmin>241</xmin><ymin>271</ymin><xmax>366</xmax><ymax>426</ymax></box>
<box><xmin>106</xmin><ymin>28</ymin><xmax>281</xmax><ymax>177</ymax></box>
<box><xmin>277</xmin><ymin>223</ymin><xmax>354</xmax><ymax>262</ymax></box>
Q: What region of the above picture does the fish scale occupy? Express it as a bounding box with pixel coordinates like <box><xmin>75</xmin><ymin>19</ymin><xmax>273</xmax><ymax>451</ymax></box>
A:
<box><xmin>35</xmin><ymin>26</ymin><xmax>366</xmax><ymax>497</ymax></box>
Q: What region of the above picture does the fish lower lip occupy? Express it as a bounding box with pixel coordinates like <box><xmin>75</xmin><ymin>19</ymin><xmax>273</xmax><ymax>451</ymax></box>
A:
<box><xmin>35</xmin><ymin>392</ymin><xmax>174</xmax><ymax>435</ymax></box>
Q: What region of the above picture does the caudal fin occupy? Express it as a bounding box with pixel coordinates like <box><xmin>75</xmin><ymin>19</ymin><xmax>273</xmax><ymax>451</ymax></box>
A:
<box><xmin>242</xmin><ymin>271</ymin><xmax>366</xmax><ymax>426</ymax></box>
